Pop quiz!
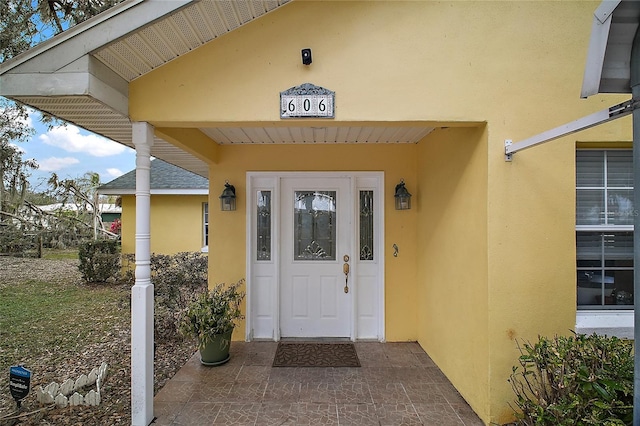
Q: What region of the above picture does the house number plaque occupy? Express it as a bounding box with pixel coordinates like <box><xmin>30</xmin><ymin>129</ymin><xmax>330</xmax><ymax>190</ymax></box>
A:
<box><xmin>280</xmin><ymin>83</ymin><xmax>335</xmax><ymax>119</ymax></box>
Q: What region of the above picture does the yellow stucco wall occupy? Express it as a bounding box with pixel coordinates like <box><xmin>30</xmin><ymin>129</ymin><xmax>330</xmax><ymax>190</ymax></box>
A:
<box><xmin>128</xmin><ymin>1</ymin><xmax>634</xmax><ymax>424</ymax></box>
<box><xmin>417</xmin><ymin>125</ymin><xmax>490</xmax><ymax>418</ymax></box>
<box><xmin>121</xmin><ymin>195</ymin><xmax>207</xmax><ymax>255</ymax></box>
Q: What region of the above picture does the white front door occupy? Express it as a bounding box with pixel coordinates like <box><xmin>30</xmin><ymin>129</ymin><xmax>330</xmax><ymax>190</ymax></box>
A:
<box><xmin>280</xmin><ymin>177</ymin><xmax>352</xmax><ymax>338</ymax></box>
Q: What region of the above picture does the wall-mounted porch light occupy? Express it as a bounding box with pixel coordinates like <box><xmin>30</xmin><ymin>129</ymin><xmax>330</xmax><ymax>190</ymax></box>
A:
<box><xmin>394</xmin><ymin>179</ymin><xmax>412</xmax><ymax>210</ymax></box>
<box><xmin>219</xmin><ymin>181</ymin><xmax>236</xmax><ymax>211</ymax></box>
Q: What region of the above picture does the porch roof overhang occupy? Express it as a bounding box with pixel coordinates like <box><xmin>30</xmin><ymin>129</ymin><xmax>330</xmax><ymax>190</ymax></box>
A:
<box><xmin>581</xmin><ymin>0</ymin><xmax>640</xmax><ymax>97</ymax></box>
<box><xmin>0</xmin><ymin>0</ymin><xmax>437</xmax><ymax>179</ymax></box>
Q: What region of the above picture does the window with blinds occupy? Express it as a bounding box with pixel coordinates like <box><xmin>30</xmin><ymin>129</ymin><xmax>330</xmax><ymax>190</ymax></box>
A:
<box><xmin>576</xmin><ymin>150</ymin><xmax>634</xmax><ymax>309</ymax></box>
<box><xmin>203</xmin><ymin>202</ymin><xmax>209</xmax><ymax>247</ymax></box>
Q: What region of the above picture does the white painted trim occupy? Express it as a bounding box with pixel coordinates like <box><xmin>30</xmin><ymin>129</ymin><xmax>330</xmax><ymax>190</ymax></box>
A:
<box><xmin>0</xmin><ymin>0</ymin><xmax>192</xmax><ymax>75</ymax></box>
<box><xmin>375</xmin><ymin>174</ymin><xmax>386</xmax><ymax>342</ymax></box>
<box><xmin>576</xmin><ymin>225</ymin><xmax>634</xmax><ymax>232</ymax></box>
<box><xmin>575</xmin><ymin>310</ymin><xmax>633</xmax><ymax>339</ymax></box>
<box><xmin>349</xmin><ymin>177</ymin><xmax>359</xmax><ymax>341</ymax></box>
<box><xmin>274</xmin><ymin>178</ymin><xmax>282</xmax><ymax>341</ymax></box>
<box><xmin>581</xmin><ymin>0</ymin><xmax>619</xmax><ymax>98</ymax></box>
<box><xmin>245</xmin><ymin>172</ymin><xmax>385</xmax><ymax>342</ymax></box>
<box><xmin>595</xmin><ymin>0</ymin><xmax>622</xmax><ymax>24</ymax></box>
<box><xmin>244</xmin><ymin>174</ymin><xmax>253</xmax><ymax>341</ymax></box>
<box><xmin>0</xmin><ymin>71</ymin><xmax>129</xmax><ymax>114</ymax></box>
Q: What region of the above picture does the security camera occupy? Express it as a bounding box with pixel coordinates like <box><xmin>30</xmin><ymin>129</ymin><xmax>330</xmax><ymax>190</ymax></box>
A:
<box><xmin>301</xmin><ymin>48</ymin><xmax>312</xmax><ymax>65</ymax></box>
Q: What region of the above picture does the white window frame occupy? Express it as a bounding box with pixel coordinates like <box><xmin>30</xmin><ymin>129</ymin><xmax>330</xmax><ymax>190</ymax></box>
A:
<box><xmin>575</xmin><ymin>149</ymin><xmax>633</xmax><ymax>338</ymax></box>
<box><xmin>201</xmin><ymin>202</ymin><xmax>209</xmax><ymax>253</ymax></box>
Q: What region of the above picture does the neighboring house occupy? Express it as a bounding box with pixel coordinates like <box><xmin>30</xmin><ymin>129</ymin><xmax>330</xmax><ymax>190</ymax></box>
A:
<box><xmin>98</xmin><ymin>159</ymin><xmax>209</xmax><ymax>254</ymax></box>
<box><xmin>37</xmin><ymin>202</ymin><xmax>121</xmax><ymax>230</ymax></box>
<box><xmin>0</xmin><ymin>1</ymin><xmax>635</xmax><ymax>424</ymax></box>
<box><xmin>98</xmin><ymin>203</ymin><xmax>121</xmax><ymax>227</ymax></box>
<box><xmin>38</xmin><ymin>202</ymin><xmax>120</xmax><ymax>216</ymax></box>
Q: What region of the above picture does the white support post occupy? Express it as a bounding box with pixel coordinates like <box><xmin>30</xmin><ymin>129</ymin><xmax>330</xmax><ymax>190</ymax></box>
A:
<box><xmin>131</xmin><ymin>122</ymin><xmax>154</xmax><ymax>426</ymax></box>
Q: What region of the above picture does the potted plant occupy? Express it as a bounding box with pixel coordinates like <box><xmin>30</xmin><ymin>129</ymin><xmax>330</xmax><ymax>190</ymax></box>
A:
<box><xmin>179</xmin><ymin>279</ymin><xmax>245</xmax><ymax>366</ymax></box>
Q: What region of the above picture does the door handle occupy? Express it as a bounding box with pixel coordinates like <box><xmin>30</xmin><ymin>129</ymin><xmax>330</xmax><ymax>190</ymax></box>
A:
<box><xmin>343</xmin><ymin>255</ymin><xmax>350</xmax><ymax>293</ymax></box>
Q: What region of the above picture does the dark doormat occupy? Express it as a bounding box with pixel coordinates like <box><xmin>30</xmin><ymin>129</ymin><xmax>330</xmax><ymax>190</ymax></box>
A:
<box><xmin>272</xmin><ymin>342</ymin><xmax>361</xmax><ymax>367</ymax></box>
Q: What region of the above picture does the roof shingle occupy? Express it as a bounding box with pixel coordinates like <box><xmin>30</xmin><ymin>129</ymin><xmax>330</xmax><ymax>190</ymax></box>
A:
<box><xmin>98</xmin><ymin>159</ymin><xmax>208</xmax><ymax>194</ymax></box>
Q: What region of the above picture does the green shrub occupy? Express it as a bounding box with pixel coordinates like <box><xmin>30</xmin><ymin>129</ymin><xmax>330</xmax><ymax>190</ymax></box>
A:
<box><xmin>120</xmin><ymin>253</ymin><xmax>136</xmax><ymax>284</ymax></box>
<box><xmin>508</xmin><ymin>333</ymin><xmax>633</xmax><ymax>425</ymax></box>
<box><xmin>78</xmin><ymin>239</ymin><xmax>120</xmax><ymax>283</ymax></box>
<box><xmin>149</xmin><ymin>252</ymin><xmax>208</xmax><ymax>309</ymax></box>
<box><xmin>121</xmin><ymin>252</ymin><xmax>208</xmax><ymax>342</ymax></box>
<box><xmin>0</xmin><ymin>224</ymin><xmax>41</xmax><ymax>257</ymax></box>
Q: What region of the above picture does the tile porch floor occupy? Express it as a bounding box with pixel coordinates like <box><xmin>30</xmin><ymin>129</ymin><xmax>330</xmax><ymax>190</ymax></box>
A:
<box><xmin>153</xmin><ymin>341</ymin><xmax>485</xmax><ymax>425</ymax></box>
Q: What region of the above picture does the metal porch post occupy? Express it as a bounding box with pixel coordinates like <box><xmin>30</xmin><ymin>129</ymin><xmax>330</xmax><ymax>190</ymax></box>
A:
<box><xmin>631</xmin><ymin>26</ymin><xmax>640</xmax><ymax>426</ymax></box>
<box><xmin>131</xmin><ymin>122</ymin><xmax>154</xmax><ymax>426</ymax></box>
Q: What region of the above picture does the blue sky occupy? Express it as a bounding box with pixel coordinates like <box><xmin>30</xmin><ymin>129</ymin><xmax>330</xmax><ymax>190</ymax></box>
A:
<box><xmin>18</xmin><ymin>109</ymin><xmax>136</xmax><ymax>191</ymax></box>
<box><xmin>5</xmin><ymin>5</ymin><xmax>137</xmax><ymax>192</ymax></box>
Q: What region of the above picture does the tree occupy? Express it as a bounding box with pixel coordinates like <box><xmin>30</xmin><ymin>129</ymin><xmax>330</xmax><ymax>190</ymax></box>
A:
<box><xmin>0</xmin><ymin>0</ymin><xmax>123</xmax><ymax>255</ymax></box>
<box><xmin>48</xmin><ymin>171</ymin><xmax>104</xmax><ymax>240</ymax></box>
<box><xmin>1</xmin><ymin>0</ymin><xmax>125</xmax><ymax>63</ymax></box>
<box><xmin>25</xmin><ymin>190</ymin><xmax>57</xmax><ymax>206</ymax></box>
<box><xmin>0</xmin><ymin>99</ymin><xmax>37</xmax><ymax>223</ymax></box>
<box><xmin>0</xmin><ymin>0</ymin><xmax>125</xmax><ymax>162</ymax></box>
<box><xmin>0</xmin><ymin>142</ymin><xmax>38</xmax><ymax>222</ymax></box>
<box><xmin>0</xmin><ymin>136</ymin><xmax>40</xmax><ymax>255</ymax></box>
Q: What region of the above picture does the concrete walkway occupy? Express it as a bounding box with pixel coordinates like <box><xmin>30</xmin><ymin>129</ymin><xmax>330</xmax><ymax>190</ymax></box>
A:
<box><xmin>153</xmin><ymin>341</ymin><xmax>485</xmax><ymax>425</ymax></box>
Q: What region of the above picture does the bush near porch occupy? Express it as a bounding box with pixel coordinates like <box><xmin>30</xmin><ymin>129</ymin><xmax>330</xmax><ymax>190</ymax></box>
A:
<box><xmin>507</xmin><ymin>333</ymin><xmax>633</xmax><ymax>425</ymax></box>
<box><xmin>121</xmin><ymin>252</ymin><xmax>208</xmax><ymax>342</ymax></box>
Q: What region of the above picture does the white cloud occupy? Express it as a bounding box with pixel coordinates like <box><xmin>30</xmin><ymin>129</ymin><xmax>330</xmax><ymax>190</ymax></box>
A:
<box><xmin>38</xmin><ymin>157</ymin><xmax>80</xmax><ymax>172</ymax></box>
<box><xmin>105</xmin><ymin>168</ymin><xmax>124</xmax><ymax>179</ymax></box>
<box><xmin>39</xmin><ymin>124</ymin><xmax>127</xmax><ymax>157</ymax></box>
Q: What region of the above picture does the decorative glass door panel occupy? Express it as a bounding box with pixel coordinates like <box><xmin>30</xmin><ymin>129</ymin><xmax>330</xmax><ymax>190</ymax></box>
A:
<box><xmin>256</xmin><ymin>191</ymin><xmax>271</xmax><ymax>261</ymax></box>
<box><xmin>294</xmin><ymin>191</ymin><xmax>336</xmax><ymax>260</ymax></box>
<box><xmin>281</xmin><ymin>178</ymin><xmax>351</xmax><ymax>338</ymax></box>
<box><xmin>359</xmin><ymin>190</ymin><xmax>374</xmax><ymax>260</ymax></box>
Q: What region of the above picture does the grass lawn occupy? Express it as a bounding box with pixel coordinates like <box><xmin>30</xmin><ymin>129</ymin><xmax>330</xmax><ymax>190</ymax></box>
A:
<box><xmin>0</xmin><ymin>257</ymin><xmax>132</xmax><ymax>424</ymax></box>
<box><xmin>0</xmin><ymin>255</ymin><xmax>196</xmax><ymax>425</ymax></box>
<box><xmin>40</xmin><ymin>248</ymin><xmax>80</xmax><ymax>260</ymax></box>
<box><xmin>0</xmin><ymin>278</ymin><xmax>128</xmax><ymax>367</ymax></box>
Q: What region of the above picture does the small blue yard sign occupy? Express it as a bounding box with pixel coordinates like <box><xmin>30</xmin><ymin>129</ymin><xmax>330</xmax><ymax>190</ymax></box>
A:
<box><xmin>9</xmin><ymin>365</ymin><xmax>31</xmax><ymax>407</ymax></box>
